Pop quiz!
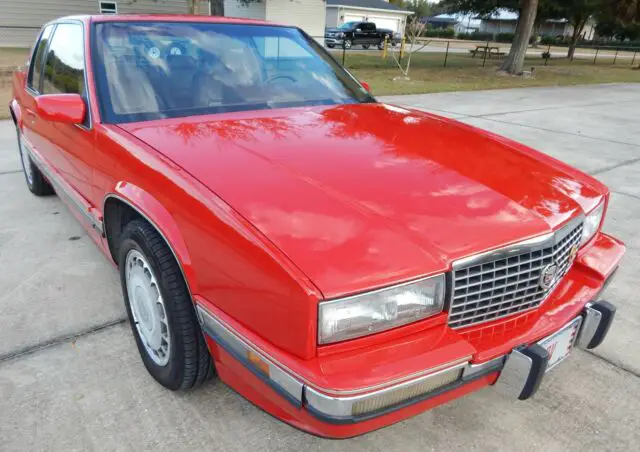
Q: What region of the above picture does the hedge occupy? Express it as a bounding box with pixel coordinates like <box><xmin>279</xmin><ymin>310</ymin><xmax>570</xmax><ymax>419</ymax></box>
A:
<box><xmin>457</xmin><ymin>31</ymin><xmax>495</xmax><ymax>41</ymax></box>
<box><xmin>422</xmin><ymin>28</ymin><xmax>456</xmax><ymax>38</ymax></box>
<box><xmin>495</xmin><ymin>32</ymin><xmax>515</xmax><ymax>43</ymax></box>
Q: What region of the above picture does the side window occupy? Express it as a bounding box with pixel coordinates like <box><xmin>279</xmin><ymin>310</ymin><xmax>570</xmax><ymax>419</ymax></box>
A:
<box><xmin>27</xmin><ymin>25</ymin><xmax>54</xmax><ymax>92</ymax></box>
<box><xmin>42</xmin><ymin>23</ymin><xmax>86</xmax><ymax>96</ymax></box>
<box><xmin>364</xmin><ymin>23</ymin><xmax>375</xmax><ymax>32</ymax></box>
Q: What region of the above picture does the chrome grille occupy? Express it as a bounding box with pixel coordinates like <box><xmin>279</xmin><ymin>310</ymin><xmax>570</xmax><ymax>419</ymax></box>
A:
<box><xmin>449</xmin><ymin>218</ymin><xmax>584</xmax><ymax>329</ymax></box>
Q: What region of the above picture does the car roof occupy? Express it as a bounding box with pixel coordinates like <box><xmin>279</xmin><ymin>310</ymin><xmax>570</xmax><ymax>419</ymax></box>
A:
<box><xmin>52</xmin><ymin>14</ymin><xmax>284</xmax><ymax>27</ymax></box>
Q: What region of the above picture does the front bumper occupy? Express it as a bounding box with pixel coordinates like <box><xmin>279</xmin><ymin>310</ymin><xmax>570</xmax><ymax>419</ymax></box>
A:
<box><xmin>196</xmin><ymin>232</ymin><xmax>624</xmax><ymax>438</ymax></box>
<box><xmin>325</xmin><ymin>38</ymin><xmax>344</xmax><ymax>46</ymax></box>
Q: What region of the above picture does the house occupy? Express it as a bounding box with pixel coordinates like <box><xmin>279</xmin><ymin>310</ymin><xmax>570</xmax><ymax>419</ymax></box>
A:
<box><xmin>0</xmin><ymin>0</ymin><xmax>211</xmax><ymax>47</ymax></box>
<box><xmin>0</xmin><ymin>0</ymin><xmax>327</xmax><ymax>48</ymax></box>
<box><xmin>424</xmin><ymin>13</ymin><xmax>479</xmax><ymax>34</ymax></box>
<box><xmin>224</xmin><ymin>0</ymin><xmax>326</xmax><ymax>38</ymax></box>
<box><xmin>325</xmin><ymin>0</ymin><xmax>414</xmax><ymax>36</ymax></box>
<box><xmin>478</xmin><ymin>9</ymin><xmax>596</xmax><ymax>39</ymax></box>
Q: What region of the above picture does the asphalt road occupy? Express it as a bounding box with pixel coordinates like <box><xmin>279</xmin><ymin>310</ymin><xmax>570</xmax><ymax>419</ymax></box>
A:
<box><xmin>1</xmin><ymin>84</ymin><xmax>639</xmax><ymax>451</ymax></box>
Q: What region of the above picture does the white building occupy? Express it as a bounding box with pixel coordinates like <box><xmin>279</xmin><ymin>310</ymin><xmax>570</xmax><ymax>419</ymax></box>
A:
<box><xmin>0</xmin><ymin>0</ymin><xmax>328</xmax><ymax>48</ymax></box>
<box><xmin>478</xmin><ymin>9</ymin><xmax>596</xmax><ymax>39</ymax></box>
<box><xmin>325</xmin><ymin>0</ymin><xmax>414</xmax><ymax>36</ymax></box>
<box><xmin>224</xmin><ymin>0</ymin><xmax>327</xmax><ymax>38</ymax></box>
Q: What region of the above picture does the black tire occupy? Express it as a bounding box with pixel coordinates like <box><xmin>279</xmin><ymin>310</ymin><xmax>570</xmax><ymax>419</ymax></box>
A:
<box><xmin>16</xmin><ymin>127</ymin><xmax>54</xmax><ymax>196</ymax></box>
<box><xmin>377</xmin><ymin>41</ymin><xmax>384</xmax><ymax>50</ymax></box>
<box><xmin>327</xmin><ymin>44</ymin><xmax>335</xmax><ymax>49</ymax></box>
<box><xmin>362</xmin><ymin>44</ymin><xmax>370</xmax><ymax>50</ymax></box>
<box><xmin>118</xmin><ymin>219</ymin><xmax>214</xmax><ymax>390</ymax></box>
<box><xmin>343</xmin><ymin>39</ymin><xmax>352</xmax><ymax>50</ymax></box>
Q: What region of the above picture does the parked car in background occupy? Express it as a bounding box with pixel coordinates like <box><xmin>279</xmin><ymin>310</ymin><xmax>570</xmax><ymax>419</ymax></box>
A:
<box><xmin>324</xmin><ymin>21</ymin><xmax>395</xmax><ymax>49</ymax></box>
<box><xmin>10</xmin><ymin>14</ymin><xmax>624</xmax><ymax>439</ymax></box>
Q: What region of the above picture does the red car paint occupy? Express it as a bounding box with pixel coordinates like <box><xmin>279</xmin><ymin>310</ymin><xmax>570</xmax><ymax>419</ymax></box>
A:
<box><xmin>10</xmin><ymin>15</ymin><xmax>624</xmax><ymax>438</ymax></box>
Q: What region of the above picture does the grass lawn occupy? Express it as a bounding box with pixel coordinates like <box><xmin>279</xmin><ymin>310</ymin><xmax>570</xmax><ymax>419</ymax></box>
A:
<box><xmin>340</xmin><ymin>52</ymin><xmax>640</xmax><ymax>96</ymax></box>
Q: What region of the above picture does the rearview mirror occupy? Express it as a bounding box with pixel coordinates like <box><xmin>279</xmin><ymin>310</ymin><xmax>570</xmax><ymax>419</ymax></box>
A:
<box><xmin>35</xmin><ymin>94</ymin><xmax>86</xmax><ymax>125</ymax></box>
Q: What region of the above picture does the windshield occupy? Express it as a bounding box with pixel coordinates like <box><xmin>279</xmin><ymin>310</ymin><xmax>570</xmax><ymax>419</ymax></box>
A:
<box><xmin>93</xmin><ymin>22</ymin><xmax>374</xmax><ymax>123</ymax></box>
<box><xmin>339</xmin><ymin>22</ymin><xmax>359</xmax><ymax>30</ymax></box>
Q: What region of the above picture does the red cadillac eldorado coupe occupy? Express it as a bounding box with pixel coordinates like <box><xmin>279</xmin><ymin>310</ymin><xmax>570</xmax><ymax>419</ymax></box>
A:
<box><xmin>10</xmin><ymin>15</ymin><xmax>624</xmax><ymax>438</ymax></box>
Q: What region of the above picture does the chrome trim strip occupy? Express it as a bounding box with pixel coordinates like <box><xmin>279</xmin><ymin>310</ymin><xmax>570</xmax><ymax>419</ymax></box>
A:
<box><xmin>304</xmin><ymin>361</ymin><xmax>468</xmax><ymax>418</ymax></box>
<box><xmin>317</xmin><ymin>356</ymin><xmax>471</xmax><ymax>396</ymax></box>
<box><xmin>452</xmin><ymin>215</ymin><xmax>585</xmax><ymax>270</ymax></box>
<box><xmin>461</xmin><ymin>356</ymin><xmax>505</xmax><ymax>380</ymax></box>
<box><xmin>24</xmin><ymin>140</ymin><xmax>103</xmax><ymax>235</ymax></box>
<box><xmin>196</xmin><ymin>302</ymin><xmax>473</xmax><ymax>397</ymax></box>
<box><xmin>493</xmin><ymin>348</ymin><xmax>534</xmax><ymax>399</ymax></box>
<box><xmin>575</xmin><ymin>303</ymin><xmax>601</xmax><ymax>349</ymax></box>
<box><xmin>196</xmin><ymin>305</ymin><xmax>304</xmax><ymax>405</ymax></box>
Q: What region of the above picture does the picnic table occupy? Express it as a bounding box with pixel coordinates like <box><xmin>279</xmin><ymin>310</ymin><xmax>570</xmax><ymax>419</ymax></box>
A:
<box><xmin>469</xmin><ymin>45</ymin><xmax>506</xmax><ymax>58</ymax></box>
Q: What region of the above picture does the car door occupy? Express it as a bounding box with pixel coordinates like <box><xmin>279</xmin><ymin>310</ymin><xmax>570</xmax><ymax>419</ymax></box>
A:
<box><xmin>20</xmin><ymin>24</ymin><xmax>54</xmax><ymax>162</ymax></box>
<box><xmin>353</xmin><ymin>23</ymin><xmax>367</xmax><ymax>44</ymax></box>
<box><xmin>35</xmin><ymin>22</ymin><xmax>97</xmax><ymax>220</ymax></box>
<box><xmin>365</xmin><ymin>23</ymin><xmax>378</xmax><ymax>44</ymax></box>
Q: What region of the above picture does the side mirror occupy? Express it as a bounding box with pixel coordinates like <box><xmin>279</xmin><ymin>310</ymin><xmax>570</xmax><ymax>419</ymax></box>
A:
<box><xmin>360</xmin><ymin>81</ymin><xmax>371</xmax><ymax>92</ymax></box>
<box><xmin>356</xmin><ymin>28</ymin><xmax>362</xmax><ymax>32</ymax></box>
<box><xmin>35</xmin><ymin>94</ymin><xmax>86</xmax><ymax>124</ymax></box>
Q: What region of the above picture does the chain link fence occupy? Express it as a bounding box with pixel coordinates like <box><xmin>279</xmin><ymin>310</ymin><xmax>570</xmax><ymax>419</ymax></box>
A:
<box><xmin>312</xmin><ymin>35</ymin><xmax>640</xmax><ymax>71</ymax></box>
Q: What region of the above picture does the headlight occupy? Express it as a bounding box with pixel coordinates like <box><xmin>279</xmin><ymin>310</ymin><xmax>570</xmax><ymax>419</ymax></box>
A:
<box><xmin>581</xmin><ymin>200</ymin><xmax>605</xmax><ymax>245</ymax></box>
<box><xmin>318</xmin><ymin>274</ymin><xmax>445</xmax><ymax>344</ymax></box>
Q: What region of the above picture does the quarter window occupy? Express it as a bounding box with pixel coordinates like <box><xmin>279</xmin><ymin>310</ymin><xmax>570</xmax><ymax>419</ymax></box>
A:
<box><xmin>27</xmin><ymin>25</ymin><xmax>53</xmax><ymax>92</ymax></box>
<box><xmin>42</xmin><ymin>23</ymin><xmax>86</xmax><ymax>95</ymax></box>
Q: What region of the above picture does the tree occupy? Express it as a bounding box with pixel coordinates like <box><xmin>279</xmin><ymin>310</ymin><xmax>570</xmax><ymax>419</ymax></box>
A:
<box><xmin>443</xmin><ymin>0</ymin><xmax>537</xmax><ymax>74</ymax></box>
<box><xmin>389</xmin><ymin>18</ymin><xmax>430</xmax><ymax>78</ymax></box>
<box><xmin>500</xmin><ymin>0</ymin><xmax>539</xmax><ymax>73</ymax></box>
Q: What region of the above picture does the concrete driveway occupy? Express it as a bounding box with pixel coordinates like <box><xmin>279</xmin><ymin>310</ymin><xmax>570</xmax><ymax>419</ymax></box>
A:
<box><xmin>1</xmin><ymin>84</ymin><xmax>639</xmax><ymax>451</ymax></box>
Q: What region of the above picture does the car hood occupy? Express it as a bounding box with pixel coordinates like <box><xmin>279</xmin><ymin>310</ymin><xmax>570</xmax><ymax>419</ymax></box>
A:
<box><xmin>119</xmin><ymin>103</ymin><xmax>605</xmax><ymax>298</ymax></box>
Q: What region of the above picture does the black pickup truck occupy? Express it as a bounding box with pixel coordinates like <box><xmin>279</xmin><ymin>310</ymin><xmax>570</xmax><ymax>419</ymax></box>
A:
<box><xmin>324</xmin><ymin>21</ymin><xmax>397</xmax><ymax>50</ymax></box>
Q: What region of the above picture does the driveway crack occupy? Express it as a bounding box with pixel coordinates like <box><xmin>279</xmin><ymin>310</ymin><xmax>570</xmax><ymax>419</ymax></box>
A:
<box><xmin>0</xmin><ymin>318</ymin><xmax>128</xmax><ymax>364</ymax></box>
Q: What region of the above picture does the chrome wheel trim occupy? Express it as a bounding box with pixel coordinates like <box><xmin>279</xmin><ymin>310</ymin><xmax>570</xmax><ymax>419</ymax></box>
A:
<box><xmin>17</xmin><ymin>131</ymin><xmax>34</xmax><ymax>185</ymax></box>
<box><xmin>125</xmin><ymin>249</ymin><xmax>171</xmax><ymax>366</ymax></box>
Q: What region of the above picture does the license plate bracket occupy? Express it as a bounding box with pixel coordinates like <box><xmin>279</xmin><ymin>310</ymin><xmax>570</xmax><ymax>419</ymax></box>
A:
<box><xmin>538</xmin><ymin>317</ymin><xmax>583</xmax><ymax>372</ymax></box>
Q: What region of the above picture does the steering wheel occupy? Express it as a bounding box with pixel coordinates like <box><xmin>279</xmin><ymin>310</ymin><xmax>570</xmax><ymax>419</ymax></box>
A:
<box><xmin>265</xmin><ymin>74</ymin><xmax>297</xmax><ymax>84</ymax></box>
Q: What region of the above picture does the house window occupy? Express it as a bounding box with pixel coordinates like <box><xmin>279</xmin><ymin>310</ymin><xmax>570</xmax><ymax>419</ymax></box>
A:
<box><xmin>99</xmin><ymin>1</ymin><xmax>117</xmax><ymax>14</ymax></box>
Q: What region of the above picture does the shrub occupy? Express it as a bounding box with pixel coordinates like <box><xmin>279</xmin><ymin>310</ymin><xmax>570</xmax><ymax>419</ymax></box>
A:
<box><xmin>495</xmin><ymin>32</ymin><xmax>515</xmax><ymax>43</ymax></box>
<box><xmin>422</xmin><ymin>27</ymin><xmax>455</xmax><ymax>38</ymax></box>
<box><xmin>457</xmin><ymin>31</ymin><xmax>495</xmax><ymax>41</ymax></box>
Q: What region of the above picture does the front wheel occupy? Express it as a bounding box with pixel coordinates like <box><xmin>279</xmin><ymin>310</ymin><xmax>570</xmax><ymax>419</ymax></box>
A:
<box><xmin>327</xmin><ymin>44</ymin><xmax>335</xmax><ymax>49</ymax></box>
<box><xmin>119</xmin><ymin>219</ymin><xmax>214</xmax><ymax>390</ymax></box>
<box><xmin>377</xmin><ymin>41</ymin><xmax>385</xmax><ymax>50</ymax></box>
<box><xmin>343</xmin><ymin>39</ymin><xmax>352</xmax><ymax>50</ymax></box>
<box><xmin>15</xmin><ymin>127</ymin><xmax>53</xmax><ymax>196</ymax></box>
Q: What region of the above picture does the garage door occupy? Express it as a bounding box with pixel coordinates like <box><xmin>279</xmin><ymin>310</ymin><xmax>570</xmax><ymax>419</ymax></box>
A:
<box><xmin>344</xmin><ymin>14</ymin><xmax>366</xmax><ymax>23</ymax></box>
<box><xmin>370</xmin><ymin>17</ymin><xmax>401</xmax><ymax>33</ymax></box>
